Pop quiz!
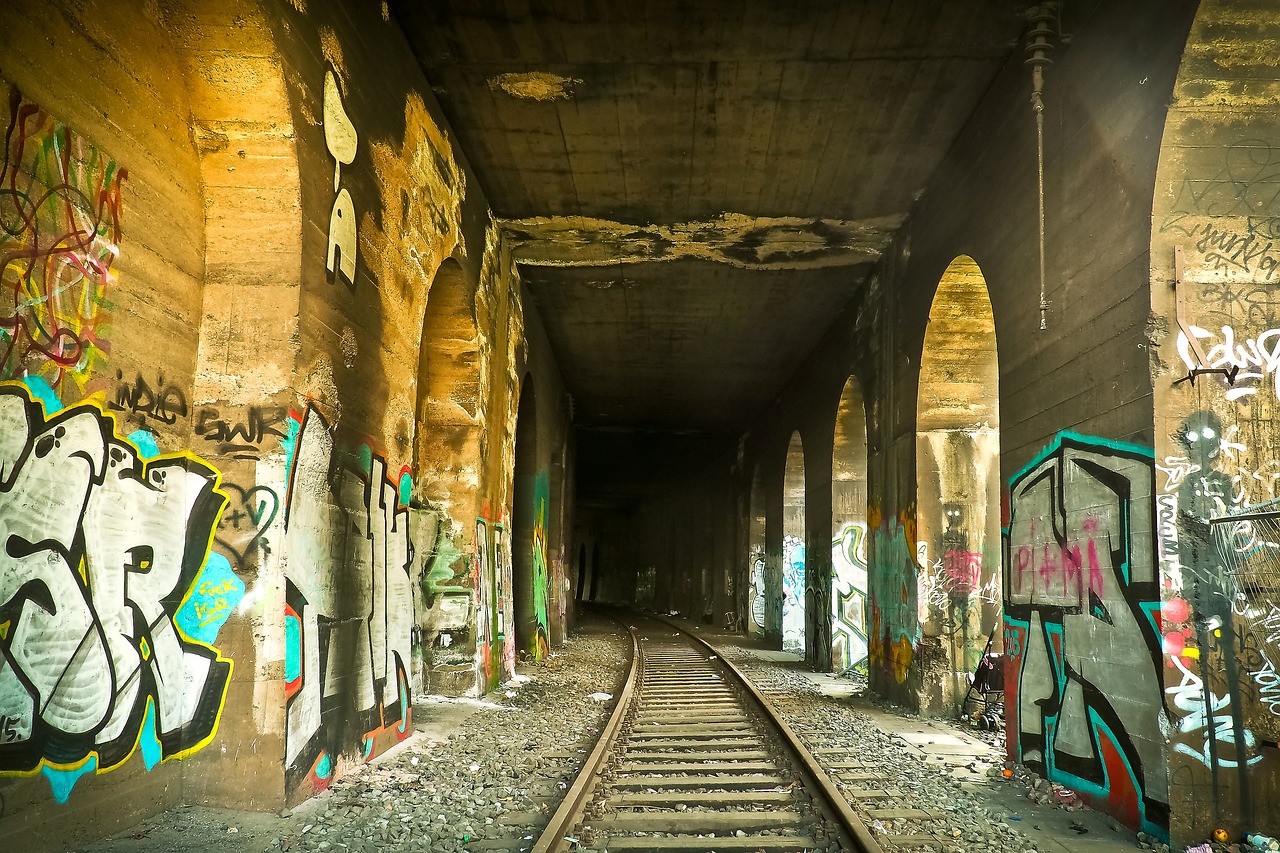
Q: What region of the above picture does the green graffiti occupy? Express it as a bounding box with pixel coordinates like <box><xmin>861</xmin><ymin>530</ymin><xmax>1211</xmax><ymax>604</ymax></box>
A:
<box><xmin>530</xmin><ymin>471</ymin><xmax>550</xmax><ymax>657</ymax></box>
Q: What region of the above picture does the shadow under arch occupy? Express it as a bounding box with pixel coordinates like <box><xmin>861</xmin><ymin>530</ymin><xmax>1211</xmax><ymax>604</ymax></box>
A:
<box><xmin>413</xmin><ymin>256</ymin><xmax>483</xmax><ymax>517</ymax></box>
<box><xmin>915</xmin><ymin>254</ymin><xmax>1001</xmax><ymax>715</ymax></box>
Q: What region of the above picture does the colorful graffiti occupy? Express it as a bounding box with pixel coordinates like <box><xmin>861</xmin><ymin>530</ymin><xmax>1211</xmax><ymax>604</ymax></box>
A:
<box><xmin>1004</xmin><ymin>431</ymin><xmax>1167</xmax><ymax>836</ymax></box>
<box><xmin>281</xmin><ymin>406</ymin><xmax>413</xmax><ymax>795</ymax></box>
<box><xmin>1156</xmin><ymin>410</ymin><xmax>1276</xmax><ymax>829</ymax></box>
<box><xmin>747</xmin><ymin>544</ymin><xmax>766</xmax><ymax>635</ymax></box>
<box><xmin>782</xmin><ymin>534</ymin><xmax>805</xmax><ymax>654</ymax></box>
<box><xmin>868</xmin><ymin>510</ymin><xmax>920</xmax><ymax>684</ymax></box>
<box><xmin>527</xmin><ymin>472</ymin><xmax>551</xmax><ymax>659</ymax></box>
<box><xmin>491</xmin><ymin>522</ymin><xmax>513</xmax><ymax>678</ymax></box>
<box><xmin>0</xmin><ymin>381</ymin><xmax>235</xmax><ymax>801</ymax></box>
<box><xmin>475</xmin><ymin>518</ymin><xmax>495</xmax><ymax>688</ymax></box>
<box><xmin>832</xmin><ymin>522</ymin><xmax>869</xmax><ymax>672</ymax></box>
<box><xmin>0</xmin><ymin>86</ymin><xmax>124</xmax><ymax>391</ymax></box>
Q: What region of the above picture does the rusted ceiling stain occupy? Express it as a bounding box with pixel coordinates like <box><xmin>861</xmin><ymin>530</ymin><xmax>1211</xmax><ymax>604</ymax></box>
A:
<box><xmin>500</xmin><ymin>212</ymin><xmax>904</xmax><ymax>270</ymax></box>
<box><xmin>488</xmin><ymin>71</ymin><xmax>581</xmax><ymax>101</ymax></box>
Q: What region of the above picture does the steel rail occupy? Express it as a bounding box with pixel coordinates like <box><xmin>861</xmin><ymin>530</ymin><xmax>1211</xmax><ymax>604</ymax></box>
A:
<box><xmin>652</xmin><ymin>614</ymin><xmax>884</xmax><ymax>853</ymax></box>
<box><xmin>531</xmin><ymin>623</ymin><xmax>641</xmax><ymax>853</ymax></box>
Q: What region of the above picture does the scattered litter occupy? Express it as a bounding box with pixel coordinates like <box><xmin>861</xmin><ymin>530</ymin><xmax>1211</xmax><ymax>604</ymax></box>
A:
<box><xmin>410</xmin><ymin>756</ymin><xmax>419</xmax><ymax>765</ymax></box>
<box><xmin>588</xmin><ymin>692</ymin><xmax>612</xmax><ymax>702</ymax></box>
<box><xmin>227</xmin><ymin>827</ymin><xmax>239</xmax><ymax>834</ymax></box>
<box><xmin>1185</xmin><ymin>846</ymin><xmax>1211</xmax><ymax>853</ymax></box>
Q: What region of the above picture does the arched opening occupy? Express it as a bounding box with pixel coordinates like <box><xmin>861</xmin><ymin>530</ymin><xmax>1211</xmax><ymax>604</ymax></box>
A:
<box><xmin>747</xmin><ymin>463</ymin><xmax>768</xmax><ymax>637</ymax></box>
<box><xmin>413</xmin><ymin>256</ymin><xmax>481</xmax><ymax>514</ymax></box>
<box><xmin>831</xmin><ymin>376</ymin><xmax>870</xmax><ymax>674</ymax></box>
<box><xmin>783</xmin><ymin>432</ymin><xmax>806</xmax><ymax>655</ymax></box>
<box><xmin>511</xmin><ymin>374</ymin><xmax>547</xmax><ymax>660</ymax></box>
<box><xmin>916</xmin><ymin>255</ymin><xmax>1000</xmax><ymax>714</ymax></box>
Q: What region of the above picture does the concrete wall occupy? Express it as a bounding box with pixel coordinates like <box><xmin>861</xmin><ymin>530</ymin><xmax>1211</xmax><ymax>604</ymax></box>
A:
<box><xmin>1151</xmin><ymin>0</ymin><xmax>1280</xmax><ymax>844</ymax></box>
<box><xmin>0</xmin><ymin>0</ymin><xmax>571</xmax><ymax>847</ymax></box>
<box><xmin>733</xmin><ymin>0</ymin><xmax>1197</xmax><ymax>838</ymax></box>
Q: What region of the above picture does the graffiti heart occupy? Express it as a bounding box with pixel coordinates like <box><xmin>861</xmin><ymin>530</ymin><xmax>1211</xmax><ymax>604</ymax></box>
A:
<box><xmin>0</xmin><ymin>382</ymin><xmax>236</xmax><ymax>802</ymax></box>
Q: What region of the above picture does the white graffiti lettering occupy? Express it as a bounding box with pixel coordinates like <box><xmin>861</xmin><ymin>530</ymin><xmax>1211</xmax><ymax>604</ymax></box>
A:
<box><xmin>282</xmin><ymin>406</ymin><xmax>413</xmax><ymax>785</ymax></box>
<box><xmin>0</xmin><ymin>385</ymin><xmax>236</xmax><ymax>796</ymax></box>
<box><xmin>1178</xmin><ymin>324</ymin><xmax>1280</xmax><ymax>402</ymax></box>
<box><xmin>1166</xmin><ymin>656</ymin><xmax>1263</xmax><ymax>768</ymax></box>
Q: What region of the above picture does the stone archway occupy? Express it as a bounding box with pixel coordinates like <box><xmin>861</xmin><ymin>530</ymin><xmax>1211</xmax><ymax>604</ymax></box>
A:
<box><xmin>832</xmin><ymin>375</ymin><xmax>870</xmax><ymax>674</ymax></box>
<box><xmin>1151</xmin><ymin>2</ymin><xmax>1280</xmax><ymax>842</ymax></box>
<box><xmin>915</xmin><ymin>254</ymin><xmax>1000</xmax><ymax>714</ymax></box>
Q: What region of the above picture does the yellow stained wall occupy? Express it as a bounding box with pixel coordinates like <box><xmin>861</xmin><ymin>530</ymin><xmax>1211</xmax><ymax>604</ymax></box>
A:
<box><xmin>0</xmin><ymin>0</ymin><xmax>571</xmax><ymax>846</ymax></box>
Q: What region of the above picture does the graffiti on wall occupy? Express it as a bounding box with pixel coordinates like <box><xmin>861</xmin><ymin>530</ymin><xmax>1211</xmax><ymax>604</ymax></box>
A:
<box><xmin>1159</xmin><ymin>138</ymin><xmax>1280</xmax><ymax>285</ymax></box>
<box><xmin>748</xmin><ymin>544</ymin><xmax>766</xmax><ymax>635</ymax></box>
<box><xmin>282</xmin><ymin>406</ymin><xmax>413</xmax><ymax>794</ymax></box>
<box><xmin>868</xmin><ymin>508</ymin><xmax>920</xmax><ymax>685</ymax></box>
<box><xmin>528</xmin><ymin>472</ymin><xmax>551</xmax><ymax>659</ymax></box>
<box><xmin>1004</xmin><ymin>431</ymin><xmax>1168</xmax><ymax>836</ymax></box>
<box><xmin>491</xmin><ymin>521</ymin><xmax>514</xmax><ymax>678</ymax></box>
<box><xmin>475</xmin><ymin>518</ymin><xmax>494</xmax><ymax>688</ymax></box>
<box><xmin>324</xmin><ymin>68</ymin><xmax>358</xmax><ymax>288</ymax></box>
<box><xmin>1</xmin><ymin>87</ymin><xmax>124</xmax><ymax>391</ymax></box>
<box><xmin>0</xmin><ymin>382</ymin><xmax>237</xmax><ymax>801</ymax></box>
<box><xmin>782</xmin><ymin>534</ymin><xmax>805</xmax><ymax>654</ymax></box>
<box><xmin>1177</xmin><ymin>324</ymin><xmax>1280</xmax><ymax>403</ymax></box>
<box><xmin>832</xmin><ymin>522</ymin><xmax>869</xmax><ymax>672</ymax></box>
<box><xmin>1157</xmin><ymin>412</ymin><xmax>1276</xmax><ymax>784</ymax></box>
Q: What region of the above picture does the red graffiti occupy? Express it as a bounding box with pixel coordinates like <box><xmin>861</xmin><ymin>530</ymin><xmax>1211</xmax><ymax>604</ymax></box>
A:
<box><xmin>1013</xmin><ymin>517</ymin><xmax>1106</xmax><ymax>603</ymax></box>
<box><xmin>942</xmin><ymin>549</ymin><xmax>983</xmax><ymax>595</ymax></box>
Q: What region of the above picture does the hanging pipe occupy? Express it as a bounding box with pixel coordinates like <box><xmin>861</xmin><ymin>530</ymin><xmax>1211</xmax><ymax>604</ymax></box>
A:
<box><xmin>1026</xmin><ymin>6</ymin><xmax>1056</xmax><ymax>331</ymax></box>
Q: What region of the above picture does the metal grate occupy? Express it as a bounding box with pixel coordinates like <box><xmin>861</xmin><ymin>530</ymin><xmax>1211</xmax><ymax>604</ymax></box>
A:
<box><xmin>1211</xmin><ymin>498</ymin><xmax>1280</xmax><ymax>598</ymax></box>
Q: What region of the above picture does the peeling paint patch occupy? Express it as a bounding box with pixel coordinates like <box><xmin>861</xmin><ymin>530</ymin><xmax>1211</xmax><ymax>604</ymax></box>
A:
<box><xmin>299</xmin><ymin>355</ymin><xmax>340</xmax><ymax>425</ymax></box>
<box><xmin>488</xmin><ymin>72</ymin><xmax>581</xmax><ymax>101</ymax></box>
<box><xmin>339</xmin><ymin>326</ymin><xmax>357</xmax><ymax>368</ymax></box>
<box><xmin>501</xmin><ymin>212</ymin><xmax>904</xmax><ymax>270</ymax></box>
<box><xmin>319</xmin><ymin>27</ymin><xmax>348</xmax><ymax>90</ymax></box>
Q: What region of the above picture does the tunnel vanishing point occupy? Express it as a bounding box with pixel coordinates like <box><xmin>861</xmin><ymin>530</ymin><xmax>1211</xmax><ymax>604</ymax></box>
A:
<box><xmin>2</xmin><ymin>0</ymin><xmax>1280</xmax><ymax>848</ymax></box>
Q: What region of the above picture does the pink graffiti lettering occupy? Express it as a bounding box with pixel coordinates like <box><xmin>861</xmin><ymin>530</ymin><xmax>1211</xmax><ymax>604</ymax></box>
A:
<box><xmin>1015</xmin><ymin>516</ymin><xmax>1106</xmax><ymax>604</ymax></box>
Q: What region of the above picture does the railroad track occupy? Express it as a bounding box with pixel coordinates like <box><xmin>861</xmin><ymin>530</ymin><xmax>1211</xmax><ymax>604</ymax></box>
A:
<box><xmin>531</xmin><ymin>614</ymin><xmax>881</xmax><ymax>853</ymax></box>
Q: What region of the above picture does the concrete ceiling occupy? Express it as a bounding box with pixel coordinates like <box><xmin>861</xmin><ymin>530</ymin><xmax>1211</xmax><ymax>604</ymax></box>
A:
<box><xmin>394</xmin><ymin>0</ymin><xmax>1027</xmax><ymax>432</ymax></box>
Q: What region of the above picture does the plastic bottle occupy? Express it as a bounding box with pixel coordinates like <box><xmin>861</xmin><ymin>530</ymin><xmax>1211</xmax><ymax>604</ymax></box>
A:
<box><xmin>1248</xmin><ymin>832</ymin><xmax>1280</xmax><ymax>851</ymax></box>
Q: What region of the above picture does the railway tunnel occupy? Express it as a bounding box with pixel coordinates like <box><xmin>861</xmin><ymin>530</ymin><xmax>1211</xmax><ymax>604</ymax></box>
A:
<box><xmin>2</xmin><ymin>0</ymin><xmax>1280</xmax><ymax>849</ymax></box>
